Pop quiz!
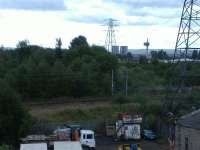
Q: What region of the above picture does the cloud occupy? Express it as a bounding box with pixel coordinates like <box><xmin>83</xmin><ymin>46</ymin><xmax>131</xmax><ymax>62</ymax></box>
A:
<box><xmin>63</xmin><ymin>0</ymin><xmax>182</xmax><ymax>27</ymax></box>
<box><xmin>106</xmin><ymin>0</ymin><xmax>182</xmax><ymax>9</ymax></box>
<box><xmin>0</xmin><ymin>0</ymin><xmax>66</xmax><ymax>10</ymax></box>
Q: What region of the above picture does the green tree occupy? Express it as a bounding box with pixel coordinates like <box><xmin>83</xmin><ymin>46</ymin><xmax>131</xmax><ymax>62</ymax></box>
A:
<box><xmin>0</xmin><ymin>80</ymin><xmax>31</xmax><ymax>146</ymax></box>
<box><xmin>55</xmin><ymin>38</ymin><xmax>62</xmax><ymax>59</ymax></box>
<box><xmin>192</xmin><ymin>50</ymin><xmax>198</xmax><ymax>60</ymax></box>
<box><xmin>113</xmin><ymin>95</ymin><xmax>130</xmax><ymax>111</ymax></box>
<box><xmin>0</xmin><ymin>145</ymin><xmax>9</xmax><ymax>150</ymax></box>
<box><xmin>16</xmin><ymin>40</ymin><xmax>30</xmax><ymax>63</ymax></box>
<box><xmin>16</xmin><ymin>40</ymin><xmax>29</xmax><ymax>49</ymax></box>
<box><xmin>139</xmin><ymin>56</ymin><xmax>148</xmax><ymax>64</ymax></box>
<box><xmin>51</xmin><ymin>61</ymin><xmax>67</xmax><ymax>97</ymax></box>
<box><xmin>69</xmin><ymin>35</ymin><xmax>89</xmax><ymax>49</ymax></box>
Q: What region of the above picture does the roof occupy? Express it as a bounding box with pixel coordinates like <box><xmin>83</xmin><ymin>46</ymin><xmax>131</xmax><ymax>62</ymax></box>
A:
<box><xmin>177</xmin><ymin>109</ymin><xmax>200</xmax><ymax>130</ymax></box>
<box><xmin>80</xmin><ymin>130</ymin><xmax>94</xmax><ymax>134</ymax></box>
<box><xmin>20</xmin><ymin>143</ymin><xmax>47</xmax><ymax>150</ymax></box>
<box><xmin>54</xmin><ymin>142</ymin><xmax>82</xmax><ymax>150</ymax></box>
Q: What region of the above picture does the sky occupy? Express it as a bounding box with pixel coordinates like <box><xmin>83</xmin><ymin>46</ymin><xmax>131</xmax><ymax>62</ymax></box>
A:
<box><xmin>0</xmin><ymin>0</ymin><xmax>184</xmax><ymax>49</ymax></box>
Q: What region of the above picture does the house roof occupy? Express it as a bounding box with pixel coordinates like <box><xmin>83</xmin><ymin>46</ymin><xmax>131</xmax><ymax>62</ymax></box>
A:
<box><xmin>177</xmin><ymin>109</ymin><xmax>200</xmax><ymax>130</ymax></box>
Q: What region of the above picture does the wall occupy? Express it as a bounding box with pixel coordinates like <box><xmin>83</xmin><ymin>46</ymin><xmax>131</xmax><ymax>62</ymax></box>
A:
<box><xmin>175</xmin><ymin>125</ymin><xmax>200</xmax><ymax>150</ymax></box>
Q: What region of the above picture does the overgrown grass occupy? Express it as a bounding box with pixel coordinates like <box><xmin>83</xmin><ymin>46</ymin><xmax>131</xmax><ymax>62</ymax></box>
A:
<box><xmin>46</xmin><ymin>103</ymin><xmax>140</xmax><ymax>123</ymax></box>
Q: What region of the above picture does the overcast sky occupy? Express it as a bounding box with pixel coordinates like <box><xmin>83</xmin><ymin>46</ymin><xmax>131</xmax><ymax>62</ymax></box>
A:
<box><xmin>0</xmin><ymin>0</ymin><xmax>184</xmax><ymax>49</ymax></box>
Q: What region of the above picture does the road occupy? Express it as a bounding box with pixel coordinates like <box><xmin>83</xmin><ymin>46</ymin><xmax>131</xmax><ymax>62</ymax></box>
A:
<box><xmin>96</xmin><ymin>136</ymin><xmax>169</xmax><ymax>150</ymax></box>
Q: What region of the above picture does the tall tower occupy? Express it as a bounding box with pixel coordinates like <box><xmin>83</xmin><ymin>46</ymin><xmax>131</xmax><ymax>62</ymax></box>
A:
<box><xmin>104</xmin><ymin>18</ymin><xmax>118</xmax><ymax>52</ymax></box>
<box><xmin>164</xmin><ymin>0</ymin><xmax>200</xmax><ymax>114</ymax></box>
<box><xmin>144</xmin><ymin>38</ymin><xmax>150</xmax><ymax>58</ymax></box>
<box><xmin>175</xmin><ymin>0</ymin><xmax>200</xmax><ymax>61</ymax></box>
<box><xmin>173</xmin><ymin>0</ymin><xmax>200</xmax><ymax>86</ymax></box>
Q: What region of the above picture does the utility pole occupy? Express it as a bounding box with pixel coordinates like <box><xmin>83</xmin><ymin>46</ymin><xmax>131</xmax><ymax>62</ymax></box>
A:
<box><xmin>111</xmin><ymin>69</ymin><xmax>114</xmax><ymax>96</ymax></box>
<box><xmin>125</xmin><ymin>69</ymin><xmax>128</xmax><ymax>96</ymax></box>
<box><xmin>104</xmin><ymin>18</ymin><xmax>119</xmax><ymax>53</ymax></box>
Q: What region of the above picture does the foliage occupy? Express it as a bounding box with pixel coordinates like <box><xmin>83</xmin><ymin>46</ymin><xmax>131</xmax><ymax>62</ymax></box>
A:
<box><xmin>0</xmin><ymin>145</ymin><xmax>9</xmax><ymax>150</ymax></box>
<box><xmin>113</xmin><ymin>95</ymin><xmax>130</xmax><ymax>110</ymax></box>
<box><xmin>47</xmin><ymin>104</ymin><xmax>138</xmax><ymax>123</ymax></box>
<box><xmin>0</xmin><ymin>80</ymin><xmax>32</xmax><ymax>146</ymax></box>
<box><xmin>1</xmin><ymin>35</ymin><xmax>200</xmax><ymax>107</ymax></box>
<box><xmin>151</xmin><ymin>50</ymin><xmax>169</xmax><ymax>60</ymax></box>
<box><xmin>0</xmin><ymin>36</ymin><xmax>119</xmax><ymax>99</ymax></box>
<box><xmin>139</xmin><ymin>56</ymin><xmax>148</xmax><ymax>64</ymax></box>
<box><xmin>69</xmin><ymin>35</ymin><xmax>89</xmax><ymax>49</ymax></box>
<box><xmin>55</xmin><ymin>38</ymin><xmax>62</xmax><ymax>59</ymax></box>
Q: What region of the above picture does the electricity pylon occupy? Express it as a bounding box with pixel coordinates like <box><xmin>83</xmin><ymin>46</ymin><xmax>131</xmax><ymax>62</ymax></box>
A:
<box><xmin>174</xmin><ymin>0</ymin><xmax>200</xmax><ymax>61</ymax></box>
<box><xmin>104</xmin><ymin>18</ymin><xmax>118</xmax><ymax>52</ymax></box>
<box><xmin>161</xmin><ymin>1</ymin><xmax>200</xmax><ymax>145</ymax></box>
<box><xmin>163</xmin><ymin>0</ymin><xmax>200</xmax><ymax>114</ymax></box>
<box><xmin>174</xmin><ymin>0</ymin><xmax>200</xmax><ymax>93</ymax></box>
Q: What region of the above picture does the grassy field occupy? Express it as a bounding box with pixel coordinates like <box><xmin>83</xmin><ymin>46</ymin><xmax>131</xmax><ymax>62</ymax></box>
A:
<box><xmin>46</xmin><ymin>103</ymin><xmax>140</xmax><ymax>123</ymax></box>
<box><xmin>28</xmin><ymin>93</ymin><xmax>163</xmax><ymax>123</ymax></box>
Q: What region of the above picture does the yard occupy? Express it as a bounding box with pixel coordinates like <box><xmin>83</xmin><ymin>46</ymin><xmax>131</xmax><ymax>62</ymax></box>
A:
<box><xmin>96</xmin><ymin>136</ymin><xmax>169</xmax><ymax>150</ymax></box>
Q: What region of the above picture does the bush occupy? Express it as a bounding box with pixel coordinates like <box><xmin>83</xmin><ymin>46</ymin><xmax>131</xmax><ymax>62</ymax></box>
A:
<box><xmin>113</xmin><ymin>95</ymin><xmax>130</xmax><ymax>111</ymax></box>
<box><xmin>0</xmin><ymin>80</ymin><xmax>32</xmax><ymax>146</ymax></box>
<box><xmin>0</xmin><ymin>145</ymin><xmax>9</xmax><ymax>150</ymax></box>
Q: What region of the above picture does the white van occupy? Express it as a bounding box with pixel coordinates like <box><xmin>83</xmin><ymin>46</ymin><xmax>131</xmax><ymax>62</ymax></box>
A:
<box><xmin>80</xmin><ymin>130</ymin><xmax>95</xmax><ymax>149</ymax></box>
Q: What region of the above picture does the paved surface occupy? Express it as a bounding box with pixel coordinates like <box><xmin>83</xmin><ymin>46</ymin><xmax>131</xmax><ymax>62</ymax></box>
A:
<box><xmin>96</xmin><ymin>136</ymin><xmax>169</xmax><ymax>150</ymax></box>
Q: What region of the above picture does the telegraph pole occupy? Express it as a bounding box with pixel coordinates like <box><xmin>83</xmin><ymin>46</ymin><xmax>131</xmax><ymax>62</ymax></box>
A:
<box><xmin>125</xmin><ymin>69</ymin><xmax>128</xmax><ymax>96</ymax></box>
<box><xmin>111</xmin><ymin>69</ymin><xmax>114</xmax><ymax>96</ymax></box>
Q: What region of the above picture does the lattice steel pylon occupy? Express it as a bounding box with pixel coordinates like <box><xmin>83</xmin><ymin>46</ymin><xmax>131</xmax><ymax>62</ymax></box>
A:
<box><xmin>163</xmin><ymin>0</ymin><xmax>200</xmax><ymax>114</ymax></box>
<box><xmin>174</xmin><ymin>0</ymin><xmax>200</xmax><ymax>61</ymax></box>
<box><xmin>173</xmin><ymin>0</ymin><xmax>200</xmax><ymax>89</ymax></box>
<box><xmin>104</xmin><ymin>18</ymin><xmax>118</xmax><ymax>52</ymax></box>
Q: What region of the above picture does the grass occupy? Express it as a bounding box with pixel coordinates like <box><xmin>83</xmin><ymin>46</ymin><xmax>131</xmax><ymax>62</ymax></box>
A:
<box><xmin>46</xmin><ymin>103</ymin><xmax>140</xmax><ymax>123</ymax></box>
<box><xmin>29</xmin><ymin>93</ymin><xmax>164</xmax><ymax>123</ymax></box>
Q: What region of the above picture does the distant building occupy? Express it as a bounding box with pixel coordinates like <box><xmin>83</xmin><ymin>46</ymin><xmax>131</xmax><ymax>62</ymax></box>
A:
<box><xmin>175</xmin><ymin>110</ymin><xmax>200</xmax><ymax>150</ymax></box>
<box><xmin>112</xmin><ymin>46</ymin><xmax>119</xmax><ymax>55</ymax></box>
<box><xmin>120</xmin><ymin>46</ymin><xmax>128</xmax><ymax>55</ymax></box>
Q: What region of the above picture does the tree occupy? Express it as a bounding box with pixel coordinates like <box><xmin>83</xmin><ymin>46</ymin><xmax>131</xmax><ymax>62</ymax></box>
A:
<box><xmin>69</xmin><ymin>35</ymin><xmax>89</xmax><ymax>49</ymax></box>
<box><xmin>151</xmin><ymin>51</ymin><xmax>158</xmax><ymax>60</ymax></box>
<box><xmin>157</xmin><ymin>50</ymin><xmax>168</xmax><ymax>60</ymax></box>
<box><xmin>55</xmin><ymin>38</ymin><xmax>62</xmax><ymax>59</ymax></box>
<box><xmin>198</xmin><ymin>51</ymin><xmax>200</xmax><ymax>60</ymax></box>
<box><xmin>51</xmin><ymin>61</ymin><xmax>67</xmax><ymax>97</ymax></box>
<box><xmin>0</xmin><ymin>80</ymin><xmax>31</xmax><ymax>146</ymax></box>
<box><xmin>16</xmin><ymin>40</ymin><xmax>29</xmax><ymax>49</ymax></box>
<box><xmin>0</xmin><ymin>145</ymin><xmax>9</xmax><ymax>150</ymax></box>
<box><xmin>113</xmin><ymin>95</ymin><xmax>130</xmax><ymax>111</ymax></box>
<box><xmin>139</xmin><ymin>56</ymin><xmax>148</xmax><ymax>64</ymax></box>
<box><xmin>192</xmin><ymin>50</ymin><xmax>198</xmax><ymax>60</ymax></box>
<box><xmin>16</xmin><ymin>40</ymin><xmax>30</xmax><ymax>63</ymax></box>
<box><xmin>127</xmin><ymin>52</ymin><xmax>133</xmax><ymax>61</ymax></box>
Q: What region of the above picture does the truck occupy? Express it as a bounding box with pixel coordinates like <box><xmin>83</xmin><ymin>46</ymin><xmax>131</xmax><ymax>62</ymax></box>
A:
<box><xmin>53</xmin><ymin>128</ymin><xmax>96</xmax><ymax>149</ymax></box>
<box><xmin>21</xmin><ymin>129</ymin><xmax>96</xmax><ymax>149</ymax></box>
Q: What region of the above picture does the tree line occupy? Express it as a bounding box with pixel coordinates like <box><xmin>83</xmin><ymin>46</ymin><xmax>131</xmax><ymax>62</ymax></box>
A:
<box><xmin>0</xmin><ymin>36</ymin><xmax>118</xmax><ymax>99</ymax></box>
